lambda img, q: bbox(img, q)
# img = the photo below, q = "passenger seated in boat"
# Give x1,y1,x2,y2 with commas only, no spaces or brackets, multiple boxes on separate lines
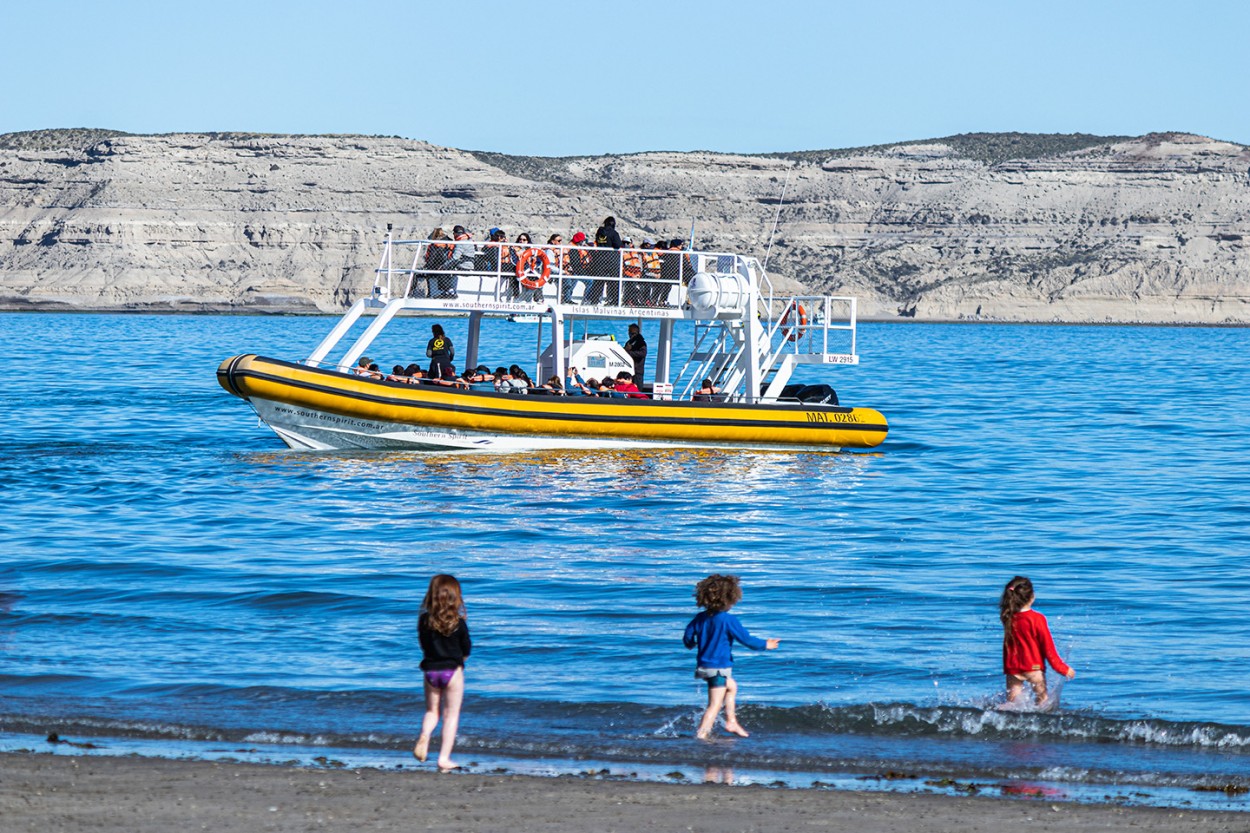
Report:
508,365,534,390
613,372,646,399
540,375,566,395
494,366,529,394
404,363,424,383
387,364,409,383
693,379,719,401
462,365,494,384
353,356,381,378
564,367,592,395
430,365,468,389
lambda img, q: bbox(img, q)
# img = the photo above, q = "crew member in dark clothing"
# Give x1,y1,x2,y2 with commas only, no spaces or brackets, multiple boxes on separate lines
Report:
625,322,647,386
426,323,455,380
587,216,623,305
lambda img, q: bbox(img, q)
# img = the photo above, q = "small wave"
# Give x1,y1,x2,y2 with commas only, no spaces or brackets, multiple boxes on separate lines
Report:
737,702,1250,751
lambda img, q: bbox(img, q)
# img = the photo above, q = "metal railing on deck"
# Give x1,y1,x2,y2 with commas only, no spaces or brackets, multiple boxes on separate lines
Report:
370,237,759,313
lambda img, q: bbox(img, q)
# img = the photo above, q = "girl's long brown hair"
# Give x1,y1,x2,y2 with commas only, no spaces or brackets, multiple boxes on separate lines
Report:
1000,576,1034,640
695,574,743,613
421,574,465,637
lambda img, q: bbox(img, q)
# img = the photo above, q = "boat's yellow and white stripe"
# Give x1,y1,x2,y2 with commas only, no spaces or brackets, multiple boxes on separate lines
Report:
218,354,888,450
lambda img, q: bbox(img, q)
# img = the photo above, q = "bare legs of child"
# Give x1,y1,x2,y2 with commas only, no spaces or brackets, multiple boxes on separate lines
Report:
1004,671,1048,709
413,668,464,771
696,677,749,739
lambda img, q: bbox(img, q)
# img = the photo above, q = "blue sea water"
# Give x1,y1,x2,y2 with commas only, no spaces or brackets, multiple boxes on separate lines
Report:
1,312,1248,808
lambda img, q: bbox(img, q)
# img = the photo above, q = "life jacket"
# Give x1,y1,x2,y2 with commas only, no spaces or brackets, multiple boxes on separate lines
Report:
623,250,642,278
425,242,453,268
642,251,661,279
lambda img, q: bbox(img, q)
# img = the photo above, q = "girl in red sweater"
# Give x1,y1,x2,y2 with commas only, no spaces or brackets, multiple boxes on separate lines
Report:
1000,576,1075,709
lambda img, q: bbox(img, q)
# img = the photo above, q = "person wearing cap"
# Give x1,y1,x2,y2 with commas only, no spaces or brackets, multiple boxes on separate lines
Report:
650,238,670,306
445,226,477,298
657,239,680,304
671,238,696,286
621,237,644,306
625,323,647,386
562,231,592,304
353,356,377,377
640,239,663,306
588,216,623,305
480,227,510,297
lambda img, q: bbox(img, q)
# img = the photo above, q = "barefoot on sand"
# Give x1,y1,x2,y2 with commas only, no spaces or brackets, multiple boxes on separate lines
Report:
438,761,461,773
413,734,430,762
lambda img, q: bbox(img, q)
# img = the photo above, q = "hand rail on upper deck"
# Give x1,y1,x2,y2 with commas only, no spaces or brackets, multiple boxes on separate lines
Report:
370,237,767,315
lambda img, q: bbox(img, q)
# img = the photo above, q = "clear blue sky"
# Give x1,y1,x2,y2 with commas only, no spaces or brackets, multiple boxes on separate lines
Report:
5,0,1246,156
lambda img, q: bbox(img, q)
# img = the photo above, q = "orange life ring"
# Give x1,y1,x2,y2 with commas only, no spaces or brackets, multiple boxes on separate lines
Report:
780,303,807,341
515,248,551,289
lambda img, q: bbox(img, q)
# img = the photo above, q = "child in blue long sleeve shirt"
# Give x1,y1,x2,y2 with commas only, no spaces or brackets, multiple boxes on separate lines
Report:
683,574,779,739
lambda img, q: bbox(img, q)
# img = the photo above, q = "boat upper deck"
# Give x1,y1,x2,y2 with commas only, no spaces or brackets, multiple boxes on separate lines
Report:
306,231,864,405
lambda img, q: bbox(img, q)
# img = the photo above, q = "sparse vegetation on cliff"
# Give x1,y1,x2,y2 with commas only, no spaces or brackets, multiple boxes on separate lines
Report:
465,132,1140,180
0,128,133,151
759,132,1134,166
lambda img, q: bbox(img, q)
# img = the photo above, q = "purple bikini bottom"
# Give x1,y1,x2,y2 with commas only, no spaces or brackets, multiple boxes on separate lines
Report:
424,668,458,689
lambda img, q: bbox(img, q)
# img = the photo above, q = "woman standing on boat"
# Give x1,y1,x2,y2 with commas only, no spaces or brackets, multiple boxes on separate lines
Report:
426,324,455,380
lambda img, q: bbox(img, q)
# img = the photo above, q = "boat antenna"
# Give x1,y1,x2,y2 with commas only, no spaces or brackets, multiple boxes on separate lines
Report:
688,219,696,249
763,169,790,271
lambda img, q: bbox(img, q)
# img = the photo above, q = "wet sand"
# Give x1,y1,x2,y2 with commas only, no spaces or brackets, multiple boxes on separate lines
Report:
1,753,1245,833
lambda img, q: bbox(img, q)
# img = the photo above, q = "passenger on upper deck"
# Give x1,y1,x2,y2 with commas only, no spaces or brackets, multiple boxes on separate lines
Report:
426,324,456,380
621,237,644,306
514,233,545,302
587,216,623,305
671,238,696,285
642,239,664,306
445,225,477,298
561,232,592,304
479,228,509,297
422,228,454,298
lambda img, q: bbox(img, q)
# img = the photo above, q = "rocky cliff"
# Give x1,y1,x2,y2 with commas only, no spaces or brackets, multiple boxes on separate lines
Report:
1,129,1247,322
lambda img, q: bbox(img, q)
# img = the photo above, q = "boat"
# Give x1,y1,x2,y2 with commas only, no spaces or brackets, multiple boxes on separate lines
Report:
217,227,888,452
505,312,542,323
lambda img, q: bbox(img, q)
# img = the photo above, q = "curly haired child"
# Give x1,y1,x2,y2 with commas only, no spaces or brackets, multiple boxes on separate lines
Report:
683,574,779,739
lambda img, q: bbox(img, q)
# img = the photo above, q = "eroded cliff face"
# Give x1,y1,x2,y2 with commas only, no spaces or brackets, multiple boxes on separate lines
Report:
1,130,1247,321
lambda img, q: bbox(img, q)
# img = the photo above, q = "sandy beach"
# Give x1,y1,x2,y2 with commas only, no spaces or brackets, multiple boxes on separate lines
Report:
1,753,1244,833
